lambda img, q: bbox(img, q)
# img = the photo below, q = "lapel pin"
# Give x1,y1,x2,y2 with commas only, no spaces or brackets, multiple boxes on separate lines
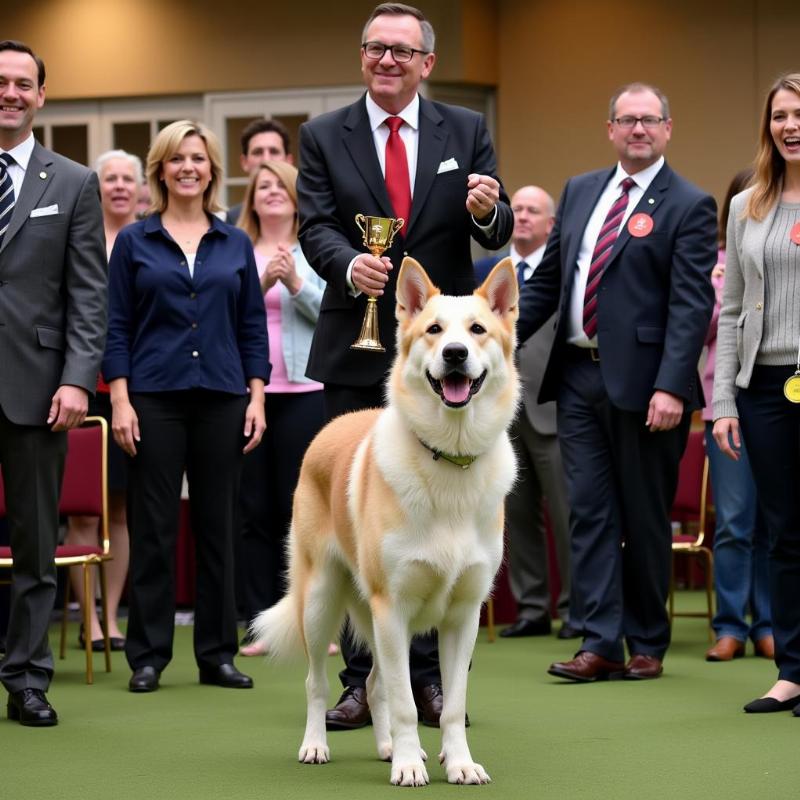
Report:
39,171,47,179
648,197,654,205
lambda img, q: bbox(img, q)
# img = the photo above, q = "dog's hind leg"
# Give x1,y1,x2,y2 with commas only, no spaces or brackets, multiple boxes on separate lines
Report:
370,598,429,787
298,562,347,765
438,594,490,785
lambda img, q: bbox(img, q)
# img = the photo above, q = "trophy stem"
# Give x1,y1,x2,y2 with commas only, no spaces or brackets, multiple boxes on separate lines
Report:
351,296,386,352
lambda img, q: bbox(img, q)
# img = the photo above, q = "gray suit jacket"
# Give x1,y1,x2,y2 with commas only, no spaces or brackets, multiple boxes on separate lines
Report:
713,187,775,420
474,253,557,434
0,142,107,426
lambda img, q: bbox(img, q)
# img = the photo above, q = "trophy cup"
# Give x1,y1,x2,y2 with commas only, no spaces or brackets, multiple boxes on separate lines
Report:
351,214,405,352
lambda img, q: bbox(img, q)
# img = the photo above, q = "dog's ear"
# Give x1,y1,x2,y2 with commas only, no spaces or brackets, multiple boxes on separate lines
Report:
396,257,439,321
476,257,519,319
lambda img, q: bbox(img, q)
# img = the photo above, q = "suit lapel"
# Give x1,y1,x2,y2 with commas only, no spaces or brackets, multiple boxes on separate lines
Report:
605,162,671,271
342,97,394,219
407,98,446,237
564,168,613,284
0,143,53,255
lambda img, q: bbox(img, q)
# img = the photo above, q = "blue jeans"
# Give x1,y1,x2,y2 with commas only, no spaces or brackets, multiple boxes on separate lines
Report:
704,423,771,643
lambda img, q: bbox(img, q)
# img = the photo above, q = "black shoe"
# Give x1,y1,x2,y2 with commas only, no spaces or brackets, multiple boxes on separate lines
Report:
199,663,253,688
500,618,551,638
7,689,58,727
129,666,160,693
556,622,581,639
743,694,800,713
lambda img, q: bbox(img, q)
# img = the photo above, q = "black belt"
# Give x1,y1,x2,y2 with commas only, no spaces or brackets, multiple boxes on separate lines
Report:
565,345,600,362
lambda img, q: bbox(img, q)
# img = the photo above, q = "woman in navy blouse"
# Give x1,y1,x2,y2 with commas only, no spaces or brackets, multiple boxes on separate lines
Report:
103,121,270,693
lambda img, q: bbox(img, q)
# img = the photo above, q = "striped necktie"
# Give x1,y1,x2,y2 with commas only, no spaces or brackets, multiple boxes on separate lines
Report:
582,176,636,339
0,152,16,246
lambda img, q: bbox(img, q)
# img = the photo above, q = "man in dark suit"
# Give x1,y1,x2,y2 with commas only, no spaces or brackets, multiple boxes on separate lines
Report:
0,41,106,725
517,82,716,682
475,186,576,640
225,118,293,225
297,3,512,728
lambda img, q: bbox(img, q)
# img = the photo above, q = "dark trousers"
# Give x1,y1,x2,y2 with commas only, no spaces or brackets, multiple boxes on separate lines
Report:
556,356,689,663
737,365,800,683
324,383,441,690
125,391,246,672
237,390,324,624
0,407,66,693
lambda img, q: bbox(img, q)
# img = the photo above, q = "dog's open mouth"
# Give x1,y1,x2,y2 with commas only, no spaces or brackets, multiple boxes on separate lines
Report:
426,370,487,407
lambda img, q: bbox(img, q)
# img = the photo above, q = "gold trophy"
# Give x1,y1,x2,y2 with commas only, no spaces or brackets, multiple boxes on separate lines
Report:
351,214,405,352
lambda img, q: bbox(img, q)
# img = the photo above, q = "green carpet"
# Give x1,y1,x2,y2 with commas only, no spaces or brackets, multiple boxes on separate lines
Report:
3,595,794,799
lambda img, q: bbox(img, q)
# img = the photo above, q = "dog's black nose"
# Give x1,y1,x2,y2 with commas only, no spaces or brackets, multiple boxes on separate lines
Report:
442,343,468,365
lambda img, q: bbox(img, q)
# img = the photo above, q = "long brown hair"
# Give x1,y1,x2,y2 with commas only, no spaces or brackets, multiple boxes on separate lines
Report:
237,160,299,243
746,73,800,220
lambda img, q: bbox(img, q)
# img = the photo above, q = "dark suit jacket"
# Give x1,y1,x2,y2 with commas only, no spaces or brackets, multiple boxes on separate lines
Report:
517,162,716,412
297,93,513,386
475,253,557,435
0,142,107,425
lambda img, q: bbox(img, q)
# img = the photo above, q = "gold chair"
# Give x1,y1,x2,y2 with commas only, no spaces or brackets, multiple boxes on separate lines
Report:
0,416,112,683
668,428,714,641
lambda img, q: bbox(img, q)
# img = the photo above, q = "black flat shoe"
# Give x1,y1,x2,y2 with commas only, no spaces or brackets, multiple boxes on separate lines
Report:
743,694,800,713
129,666,160,693
793,704,800,717
7,689,58,727
199,663,253,689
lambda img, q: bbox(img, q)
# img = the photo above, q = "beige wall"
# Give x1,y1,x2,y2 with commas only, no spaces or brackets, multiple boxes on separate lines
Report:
497,0,800,204
5,0,800,206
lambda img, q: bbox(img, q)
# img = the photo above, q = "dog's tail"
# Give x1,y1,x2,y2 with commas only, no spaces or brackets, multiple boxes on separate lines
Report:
248,593,305,662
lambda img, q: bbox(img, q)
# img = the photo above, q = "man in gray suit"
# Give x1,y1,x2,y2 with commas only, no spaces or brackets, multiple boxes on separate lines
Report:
0,40,106,726
474,186,576,638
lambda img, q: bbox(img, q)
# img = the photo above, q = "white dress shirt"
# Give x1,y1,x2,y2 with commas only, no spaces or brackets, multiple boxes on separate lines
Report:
0,132,36,197
567,157,664,346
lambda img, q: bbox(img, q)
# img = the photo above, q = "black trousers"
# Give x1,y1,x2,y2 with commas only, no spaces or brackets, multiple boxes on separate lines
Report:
0,407,66,693
237,390,324,624
323,383,440,690
737,365,800,683
125,390,246,672
556,356,689,663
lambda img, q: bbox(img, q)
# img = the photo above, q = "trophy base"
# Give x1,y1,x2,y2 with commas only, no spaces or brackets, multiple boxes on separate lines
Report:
350,339,386,353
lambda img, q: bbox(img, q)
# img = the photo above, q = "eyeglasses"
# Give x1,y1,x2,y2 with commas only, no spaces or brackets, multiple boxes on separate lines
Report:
362,41,429,63
612,115,666,130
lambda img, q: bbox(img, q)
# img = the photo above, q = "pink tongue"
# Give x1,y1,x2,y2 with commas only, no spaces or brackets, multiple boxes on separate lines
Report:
442,374,470,403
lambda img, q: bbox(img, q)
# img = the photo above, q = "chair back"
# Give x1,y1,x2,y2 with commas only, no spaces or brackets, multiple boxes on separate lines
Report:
671,429,710,547
0,416,109,560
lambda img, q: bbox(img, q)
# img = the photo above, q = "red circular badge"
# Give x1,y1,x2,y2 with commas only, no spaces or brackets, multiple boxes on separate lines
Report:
790,222,800,246
628,213,654,237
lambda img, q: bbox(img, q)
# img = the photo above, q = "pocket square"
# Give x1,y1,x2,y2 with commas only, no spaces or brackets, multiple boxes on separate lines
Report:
30,204,59,218
437,158,459,174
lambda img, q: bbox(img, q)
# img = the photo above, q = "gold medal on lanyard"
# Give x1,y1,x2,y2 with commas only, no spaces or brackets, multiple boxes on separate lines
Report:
786,336,800,401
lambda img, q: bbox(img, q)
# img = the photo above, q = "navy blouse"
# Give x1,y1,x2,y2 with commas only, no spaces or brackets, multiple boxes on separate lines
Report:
103,213,270,393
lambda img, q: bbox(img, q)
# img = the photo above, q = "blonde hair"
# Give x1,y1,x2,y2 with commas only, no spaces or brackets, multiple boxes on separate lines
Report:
238,160,299,243
746,73,800,221
145,120,224,214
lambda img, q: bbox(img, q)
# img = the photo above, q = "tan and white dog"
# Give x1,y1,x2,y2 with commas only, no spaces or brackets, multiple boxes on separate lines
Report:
251,257,519,786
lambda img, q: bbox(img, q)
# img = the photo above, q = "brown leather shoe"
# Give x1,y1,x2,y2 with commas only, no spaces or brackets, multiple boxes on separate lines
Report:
325,686,371,730
705,636,745,662
412,683,470,728
547,651,625,682
624,654,663,680
754,635,775,660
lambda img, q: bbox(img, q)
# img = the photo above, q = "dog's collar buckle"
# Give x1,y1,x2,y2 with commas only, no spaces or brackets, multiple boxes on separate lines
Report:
418,439,477,469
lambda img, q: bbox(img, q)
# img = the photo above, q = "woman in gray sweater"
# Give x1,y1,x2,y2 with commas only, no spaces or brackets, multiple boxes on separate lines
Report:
713,73,800,715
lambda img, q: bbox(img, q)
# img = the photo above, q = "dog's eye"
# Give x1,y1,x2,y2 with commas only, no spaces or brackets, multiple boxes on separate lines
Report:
426,323,442,335
470,323,486,335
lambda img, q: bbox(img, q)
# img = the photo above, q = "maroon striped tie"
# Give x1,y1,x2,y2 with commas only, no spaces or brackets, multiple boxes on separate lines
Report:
582,177,636,338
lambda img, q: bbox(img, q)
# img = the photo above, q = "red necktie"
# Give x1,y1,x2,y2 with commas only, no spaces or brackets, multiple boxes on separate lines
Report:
582,177,636,338
384,117,411,225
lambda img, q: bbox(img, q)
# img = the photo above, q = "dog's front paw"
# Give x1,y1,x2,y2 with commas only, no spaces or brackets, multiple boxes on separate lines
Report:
390,759,429,787
298,741,330,764
440,753,490,785
378,744,428,763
